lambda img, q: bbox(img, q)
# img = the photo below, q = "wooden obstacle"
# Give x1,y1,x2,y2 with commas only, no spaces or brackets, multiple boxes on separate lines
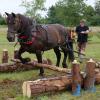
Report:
22,76,72,97
0,59,52,72
71,60,81,95
22,59,100,98
83,59,96,90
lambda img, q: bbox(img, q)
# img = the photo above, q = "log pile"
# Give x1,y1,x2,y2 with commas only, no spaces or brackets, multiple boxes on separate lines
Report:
22,59,100,98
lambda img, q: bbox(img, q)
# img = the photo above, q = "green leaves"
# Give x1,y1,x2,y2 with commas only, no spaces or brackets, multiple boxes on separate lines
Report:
47,0,99,26
21,0,46,17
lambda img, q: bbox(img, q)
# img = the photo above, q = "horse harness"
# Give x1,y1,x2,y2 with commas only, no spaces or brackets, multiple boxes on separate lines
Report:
17,24,53,47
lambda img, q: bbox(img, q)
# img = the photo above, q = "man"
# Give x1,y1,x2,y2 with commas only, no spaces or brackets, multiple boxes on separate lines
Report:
76,19,89,62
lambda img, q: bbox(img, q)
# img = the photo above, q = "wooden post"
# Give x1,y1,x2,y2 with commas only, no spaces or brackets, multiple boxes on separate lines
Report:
14,48,19,59
83,59,96,92
71,60,81,96
2,49,9,63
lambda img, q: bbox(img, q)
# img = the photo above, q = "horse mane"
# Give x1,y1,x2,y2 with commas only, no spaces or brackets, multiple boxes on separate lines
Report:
17,14,33,26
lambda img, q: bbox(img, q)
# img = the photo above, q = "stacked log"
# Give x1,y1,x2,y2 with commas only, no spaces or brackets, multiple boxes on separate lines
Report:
22,59,100,98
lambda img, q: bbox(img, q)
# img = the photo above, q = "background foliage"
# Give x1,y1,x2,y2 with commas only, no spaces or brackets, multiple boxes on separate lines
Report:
0,0,100,26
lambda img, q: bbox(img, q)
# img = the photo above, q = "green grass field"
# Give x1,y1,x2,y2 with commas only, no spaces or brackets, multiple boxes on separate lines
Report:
0,26,100,100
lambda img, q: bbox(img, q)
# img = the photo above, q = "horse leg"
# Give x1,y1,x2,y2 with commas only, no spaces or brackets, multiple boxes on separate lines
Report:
18,47,30,64
62,48,68,68
36,51,44,76
54,47,61,67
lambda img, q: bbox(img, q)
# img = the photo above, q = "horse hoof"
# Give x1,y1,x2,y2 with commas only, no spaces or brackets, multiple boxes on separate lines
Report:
21,58,31,64
25,58,31,62
62,63,68,68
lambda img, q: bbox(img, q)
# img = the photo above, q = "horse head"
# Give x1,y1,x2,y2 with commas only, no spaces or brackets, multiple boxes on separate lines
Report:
5,12,33,42
5,12,22,42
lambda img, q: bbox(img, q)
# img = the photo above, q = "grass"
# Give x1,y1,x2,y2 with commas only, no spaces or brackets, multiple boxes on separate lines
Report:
0,26,100,100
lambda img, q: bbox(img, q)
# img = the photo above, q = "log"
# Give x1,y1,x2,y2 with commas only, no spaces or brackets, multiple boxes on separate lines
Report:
0,59,52,72
11,59,71,73
83,59,96,90
0,58,99,73
22,59,100,98
22,71,100,98
11,59,100,75
22,75,72,98
71,60,81,95
2,49,9,63
95,73,100,84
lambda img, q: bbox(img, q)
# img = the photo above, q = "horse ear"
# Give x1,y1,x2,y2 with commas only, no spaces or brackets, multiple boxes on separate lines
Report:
12,12,16,18
5,12,9,16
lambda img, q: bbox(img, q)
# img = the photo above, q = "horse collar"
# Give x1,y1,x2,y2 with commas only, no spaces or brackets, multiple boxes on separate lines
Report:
17,34,33,45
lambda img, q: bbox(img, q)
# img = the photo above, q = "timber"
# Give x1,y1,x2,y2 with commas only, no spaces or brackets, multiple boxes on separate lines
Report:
71,60,81,94
0,58,99,73
11,59,71,73
22,75,72,98
0,59,52,72
22,72,100,98
83,59,96,90
22,59,100,98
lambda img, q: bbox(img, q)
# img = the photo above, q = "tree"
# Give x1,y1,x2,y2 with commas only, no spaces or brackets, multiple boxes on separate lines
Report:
21,0,46,18
0,14,6,25
47,0,98,26
95,0,100,15
83,5,95,25
47,0,87,26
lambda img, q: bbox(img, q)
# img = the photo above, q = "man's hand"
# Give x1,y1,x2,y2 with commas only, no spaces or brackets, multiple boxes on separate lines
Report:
81,30,89,34
81,31,85,34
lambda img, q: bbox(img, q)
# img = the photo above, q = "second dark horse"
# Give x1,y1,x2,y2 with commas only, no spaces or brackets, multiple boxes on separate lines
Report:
5,12,72,76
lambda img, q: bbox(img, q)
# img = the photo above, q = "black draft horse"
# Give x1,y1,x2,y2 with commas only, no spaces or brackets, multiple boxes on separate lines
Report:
5,12,73,76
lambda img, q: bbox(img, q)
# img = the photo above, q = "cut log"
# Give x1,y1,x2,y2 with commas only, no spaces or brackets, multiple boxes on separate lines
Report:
95,73,100,84
0,62,36,72
83,59,96,90
22,75,72,98
22,59,100,98
0,59,52,72
0,58,99,73
71,60,81,94
2,49,9,63
11,59,71,73
22,71,100,98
